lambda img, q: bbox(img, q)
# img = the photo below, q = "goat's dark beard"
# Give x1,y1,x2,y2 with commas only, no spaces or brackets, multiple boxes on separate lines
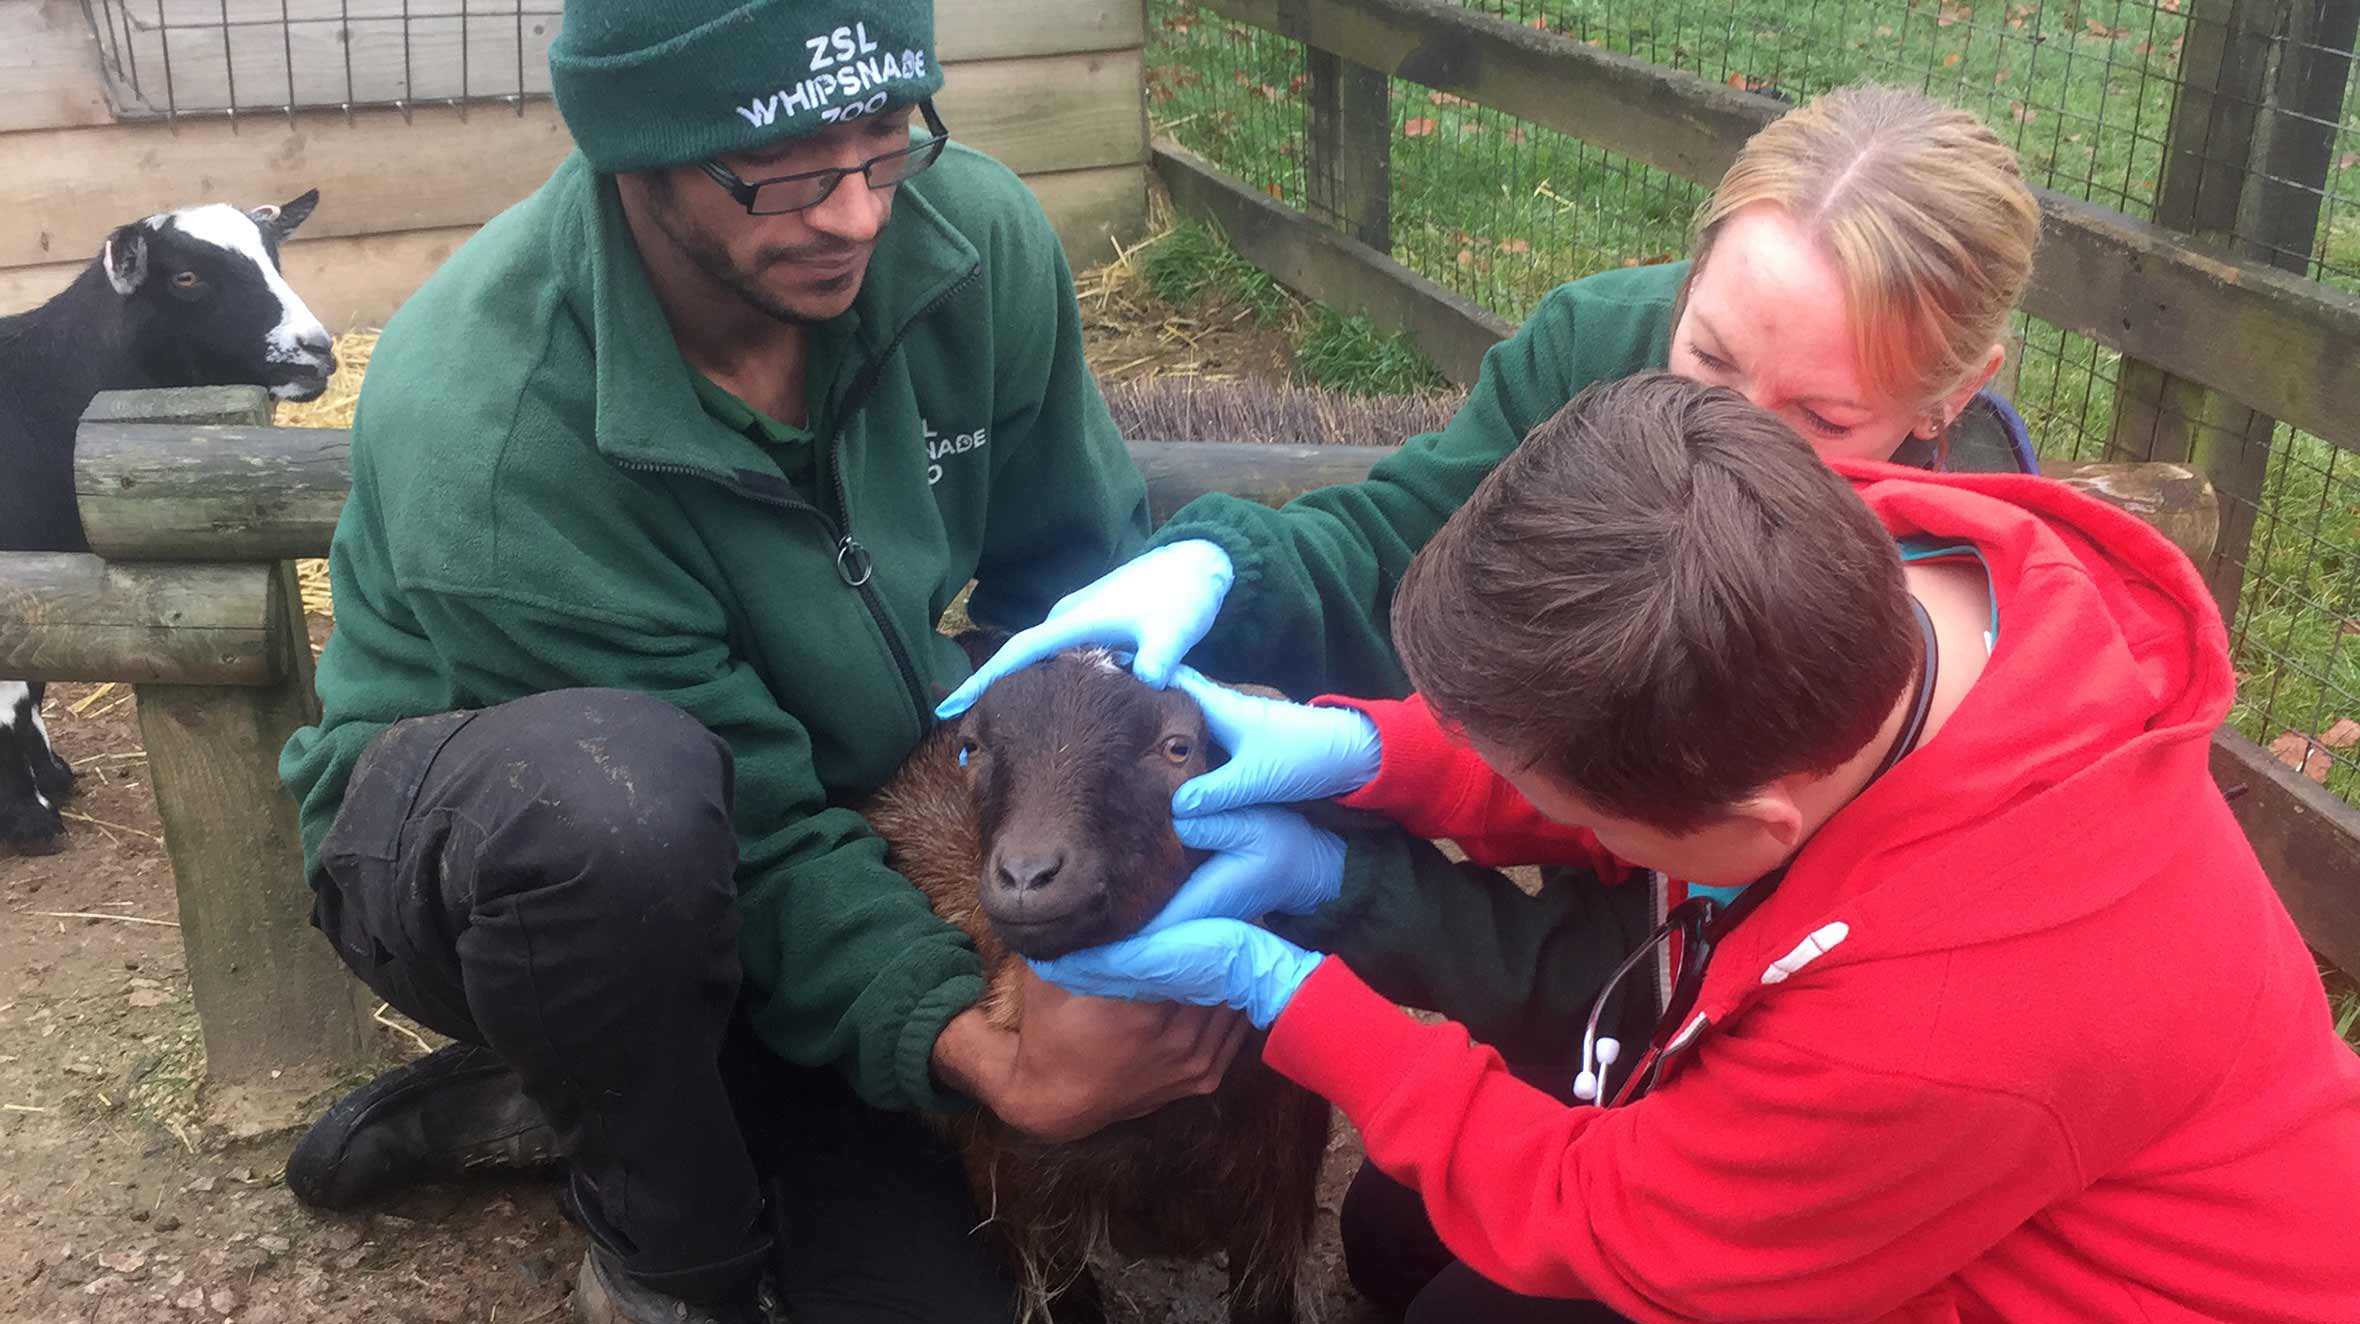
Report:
641,173,841,327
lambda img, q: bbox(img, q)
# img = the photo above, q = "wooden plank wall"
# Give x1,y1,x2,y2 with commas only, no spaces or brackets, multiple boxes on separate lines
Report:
0,0,1148,328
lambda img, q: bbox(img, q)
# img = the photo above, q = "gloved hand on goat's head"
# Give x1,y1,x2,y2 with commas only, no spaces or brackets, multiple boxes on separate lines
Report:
1165,666,1382,817
1143,806,1346,934
935,539,1235,719
1029,919,1325,1032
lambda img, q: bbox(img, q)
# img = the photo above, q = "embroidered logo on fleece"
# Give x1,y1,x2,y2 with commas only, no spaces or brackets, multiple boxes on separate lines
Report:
922,417,987,486
736,24,929,129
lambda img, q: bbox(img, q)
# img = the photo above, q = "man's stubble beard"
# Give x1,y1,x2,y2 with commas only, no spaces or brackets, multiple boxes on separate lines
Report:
645,175,860,327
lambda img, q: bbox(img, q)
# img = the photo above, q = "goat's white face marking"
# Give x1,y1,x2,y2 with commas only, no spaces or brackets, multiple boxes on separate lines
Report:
164,204,334,397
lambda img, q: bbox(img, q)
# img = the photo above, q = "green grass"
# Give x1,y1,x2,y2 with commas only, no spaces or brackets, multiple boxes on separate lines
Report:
1295,308,1450,395
1136,218,1450,394
1146,0,2360,800
1139,217,1291,322
2329,968,2360,1053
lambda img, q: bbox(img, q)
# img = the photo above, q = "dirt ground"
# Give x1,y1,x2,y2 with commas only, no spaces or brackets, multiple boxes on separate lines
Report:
0,261,1388,1323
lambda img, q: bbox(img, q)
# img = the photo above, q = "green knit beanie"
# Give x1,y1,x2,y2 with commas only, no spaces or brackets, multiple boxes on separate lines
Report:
549,0,942,173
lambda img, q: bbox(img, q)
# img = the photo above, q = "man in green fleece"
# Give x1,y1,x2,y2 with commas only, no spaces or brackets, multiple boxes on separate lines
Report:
273,3,1243,1321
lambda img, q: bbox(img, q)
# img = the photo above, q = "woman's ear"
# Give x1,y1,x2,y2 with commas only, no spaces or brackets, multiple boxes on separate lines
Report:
1918,341,2009,439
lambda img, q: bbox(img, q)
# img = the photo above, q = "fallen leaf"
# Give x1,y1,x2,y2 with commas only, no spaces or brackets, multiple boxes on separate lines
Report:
1402,117,1439,138
1995,66,2012,84
1264,181,1283,200
2136,40,2152,55
2322,718,2360,750
1944,51,1962,67
1877,24,1895,36
2269,731,2334,783
1504,126,1529,145
1428,91,1472,107
2010,101,2035,124
1456,247,1476,268
2340,152,2360,171
1502,237,1533,254
2162,0,2179,11
1528,15,1550,29
126,989,168,1008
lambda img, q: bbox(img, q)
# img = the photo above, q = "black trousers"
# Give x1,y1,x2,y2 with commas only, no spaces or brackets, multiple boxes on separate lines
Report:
1340,866,1654,1324
310,688,1016,1319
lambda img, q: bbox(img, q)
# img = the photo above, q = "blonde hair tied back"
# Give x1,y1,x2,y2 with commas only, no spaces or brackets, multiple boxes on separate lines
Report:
1691,84,2043,416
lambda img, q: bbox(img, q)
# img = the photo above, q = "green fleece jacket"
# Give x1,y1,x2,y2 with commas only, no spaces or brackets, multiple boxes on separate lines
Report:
1150,261,1685,1057
280,143,1149,1112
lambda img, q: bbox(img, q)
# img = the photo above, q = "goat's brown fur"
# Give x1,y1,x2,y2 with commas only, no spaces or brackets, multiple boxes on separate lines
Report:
859,643,1331,1324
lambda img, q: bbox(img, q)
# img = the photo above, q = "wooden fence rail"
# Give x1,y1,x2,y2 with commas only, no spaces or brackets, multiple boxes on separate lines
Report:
1188,0,2360,460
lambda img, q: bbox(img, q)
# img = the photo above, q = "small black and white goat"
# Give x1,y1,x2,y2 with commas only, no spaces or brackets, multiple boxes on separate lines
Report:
1,190,336,852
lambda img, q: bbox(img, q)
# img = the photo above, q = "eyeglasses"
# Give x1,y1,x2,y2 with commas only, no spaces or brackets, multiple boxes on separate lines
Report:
700,99,950,216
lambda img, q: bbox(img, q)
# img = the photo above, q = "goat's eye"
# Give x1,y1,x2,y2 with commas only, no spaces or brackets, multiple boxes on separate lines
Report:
1159,735,1194,764
956,738,978,768
172,271,202,290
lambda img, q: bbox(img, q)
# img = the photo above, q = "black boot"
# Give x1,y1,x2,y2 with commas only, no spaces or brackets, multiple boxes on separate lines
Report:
286,1043,561,1211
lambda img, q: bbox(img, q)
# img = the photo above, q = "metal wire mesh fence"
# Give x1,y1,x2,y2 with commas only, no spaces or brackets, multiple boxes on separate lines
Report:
1146,0,2360,800
77,0,558,120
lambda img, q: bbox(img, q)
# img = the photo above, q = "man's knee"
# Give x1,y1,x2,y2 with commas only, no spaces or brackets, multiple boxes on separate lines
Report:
436,688,739,944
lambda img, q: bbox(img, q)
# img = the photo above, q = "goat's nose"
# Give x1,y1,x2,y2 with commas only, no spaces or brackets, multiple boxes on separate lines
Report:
994,851,1066,896
297,328,335,358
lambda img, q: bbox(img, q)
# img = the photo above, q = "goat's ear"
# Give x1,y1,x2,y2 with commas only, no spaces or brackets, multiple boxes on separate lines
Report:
103,224,149,296
257,189,320,239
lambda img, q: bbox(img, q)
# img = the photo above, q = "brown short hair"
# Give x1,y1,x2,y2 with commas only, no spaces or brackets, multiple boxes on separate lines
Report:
1393,372,1917,832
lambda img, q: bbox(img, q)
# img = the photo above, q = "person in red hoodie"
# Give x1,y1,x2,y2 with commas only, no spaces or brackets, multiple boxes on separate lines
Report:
1034,372,2360,1323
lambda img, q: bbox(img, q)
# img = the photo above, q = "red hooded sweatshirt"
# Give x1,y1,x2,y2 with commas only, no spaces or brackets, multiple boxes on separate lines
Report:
1272,461,2360,1323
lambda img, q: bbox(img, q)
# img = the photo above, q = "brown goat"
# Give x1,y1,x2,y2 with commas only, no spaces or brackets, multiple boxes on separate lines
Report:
859,644,1332,1324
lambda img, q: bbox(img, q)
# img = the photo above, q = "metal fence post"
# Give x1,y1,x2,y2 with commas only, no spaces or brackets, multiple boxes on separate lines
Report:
1303,47,1392,252
2108,0,2360,619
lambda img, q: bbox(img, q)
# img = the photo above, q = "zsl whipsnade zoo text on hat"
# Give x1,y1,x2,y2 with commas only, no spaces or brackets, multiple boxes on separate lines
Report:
548,0,946,173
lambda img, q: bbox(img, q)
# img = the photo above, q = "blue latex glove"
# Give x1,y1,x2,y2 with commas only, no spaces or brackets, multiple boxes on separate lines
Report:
935,540,1234,718
1167,666,1383,817
1144,808,1346,934
1030,920,1324,1030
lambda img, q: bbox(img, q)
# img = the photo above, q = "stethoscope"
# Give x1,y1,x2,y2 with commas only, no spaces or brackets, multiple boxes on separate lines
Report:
1573,594,1942,1107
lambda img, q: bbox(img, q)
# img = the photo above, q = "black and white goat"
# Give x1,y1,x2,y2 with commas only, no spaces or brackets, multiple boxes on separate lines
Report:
1,191,336,852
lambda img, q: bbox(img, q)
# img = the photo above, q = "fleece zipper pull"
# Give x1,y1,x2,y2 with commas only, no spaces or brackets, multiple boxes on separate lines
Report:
835,536,875,587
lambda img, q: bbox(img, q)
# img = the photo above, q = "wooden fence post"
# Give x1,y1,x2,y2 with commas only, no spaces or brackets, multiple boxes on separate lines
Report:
88,388,375,1088
1303,47,1392,252
2109,0,2360,618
